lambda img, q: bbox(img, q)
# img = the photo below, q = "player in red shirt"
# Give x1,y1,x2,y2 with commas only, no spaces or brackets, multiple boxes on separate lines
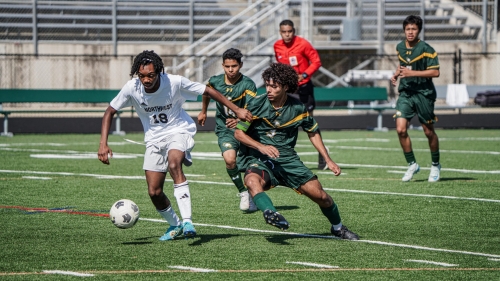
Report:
274,19,325,169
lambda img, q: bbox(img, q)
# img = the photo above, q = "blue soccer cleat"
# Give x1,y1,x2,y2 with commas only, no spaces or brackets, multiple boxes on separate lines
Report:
182,221,197,239
159,224,183,241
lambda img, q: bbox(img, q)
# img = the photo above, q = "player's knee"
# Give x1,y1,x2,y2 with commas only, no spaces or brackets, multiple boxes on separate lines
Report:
225,160,237,169
147,187,163,198
396,127,408,137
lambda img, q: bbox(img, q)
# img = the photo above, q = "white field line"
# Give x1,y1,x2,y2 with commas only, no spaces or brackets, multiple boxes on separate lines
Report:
332,145,500,155
404,260,458,267
43,270,94,277
1,169,497,202
22,176,52,180
286,261,339,269
0,170,205,179
488,258,500,261
303,161,500,174
323,188,500,203
30,154,139,159
168,266,217,272
140,218,500,259
387,170,406,174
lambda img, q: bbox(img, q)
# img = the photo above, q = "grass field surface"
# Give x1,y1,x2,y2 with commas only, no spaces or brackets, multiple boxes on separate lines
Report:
1,129,499,280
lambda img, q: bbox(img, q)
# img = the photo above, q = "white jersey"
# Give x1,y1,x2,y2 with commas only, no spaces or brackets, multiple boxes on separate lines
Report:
110,73,206,145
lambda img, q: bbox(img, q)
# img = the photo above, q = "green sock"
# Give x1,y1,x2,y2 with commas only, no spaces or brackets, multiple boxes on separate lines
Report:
320,203,342,225
431,150,440,165
253,192,276,212
226,167,246,193
404,151,416,165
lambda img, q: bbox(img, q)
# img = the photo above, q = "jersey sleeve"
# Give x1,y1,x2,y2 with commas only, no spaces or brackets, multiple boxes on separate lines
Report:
302,40,321,75
300,107,319,133
180,76,206,101
109,83,132,110
425,44,440,70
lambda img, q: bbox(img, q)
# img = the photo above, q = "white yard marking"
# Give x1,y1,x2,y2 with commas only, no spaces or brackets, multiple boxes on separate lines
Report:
323,188,500,203
286,261,339,268
404,260,458,267
168,266,217,272
22,176,52,180
303,161,500,175
43,270,94,277
387,170,406,174
140,218,500,259
333,145,500,155
488,258,500,261
0,170,204,179
31,154,139,159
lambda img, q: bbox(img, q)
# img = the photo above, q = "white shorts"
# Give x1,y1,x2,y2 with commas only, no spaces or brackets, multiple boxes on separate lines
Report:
143,133,195,172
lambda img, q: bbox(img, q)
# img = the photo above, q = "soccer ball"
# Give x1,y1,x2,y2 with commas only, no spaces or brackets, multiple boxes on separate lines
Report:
109,199,140,229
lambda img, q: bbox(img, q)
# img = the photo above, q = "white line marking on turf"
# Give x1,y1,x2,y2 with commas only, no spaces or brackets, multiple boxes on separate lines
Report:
323,188,500,203
387,170,406,174
0,170,205,179
488,258,500,261
404,260,458,267
333,145,500,155
30,154,139,159
303,162,500,174
22,176,52,180
286,261,339,268
140,218,500,259
168,266,217,272
43,270,94,277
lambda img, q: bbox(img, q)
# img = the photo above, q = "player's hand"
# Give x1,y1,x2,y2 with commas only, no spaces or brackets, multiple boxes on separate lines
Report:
235,108,252,122
226,118,238,129
327,161,341,176
98,145,113,165
398,66,412,78
197,111,207,126
391,74,398,86
258,144,280,159
297,73,304,83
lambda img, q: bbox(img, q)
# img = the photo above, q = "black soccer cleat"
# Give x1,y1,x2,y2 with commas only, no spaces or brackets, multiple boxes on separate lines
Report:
263,209,289,231
331,225,359,240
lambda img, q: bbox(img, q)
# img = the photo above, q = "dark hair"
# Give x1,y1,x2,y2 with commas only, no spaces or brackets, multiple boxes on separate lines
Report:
279,19,294,28
262,63,298,94
130,50,164,77
222,48,243,64
403,15,422,32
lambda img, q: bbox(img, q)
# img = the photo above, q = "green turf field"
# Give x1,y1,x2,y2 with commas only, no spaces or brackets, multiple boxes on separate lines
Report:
1,130,499,280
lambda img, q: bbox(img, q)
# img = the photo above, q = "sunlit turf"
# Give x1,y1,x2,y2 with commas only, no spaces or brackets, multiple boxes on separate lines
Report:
0,129,499,280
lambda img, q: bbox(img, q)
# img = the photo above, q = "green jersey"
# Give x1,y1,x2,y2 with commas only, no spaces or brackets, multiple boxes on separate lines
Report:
239,94,319,159
396,40,439,98
207,74,257,133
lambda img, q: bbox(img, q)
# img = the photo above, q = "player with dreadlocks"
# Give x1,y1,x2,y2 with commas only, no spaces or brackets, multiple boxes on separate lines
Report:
99,50,252,241
234,63,359,239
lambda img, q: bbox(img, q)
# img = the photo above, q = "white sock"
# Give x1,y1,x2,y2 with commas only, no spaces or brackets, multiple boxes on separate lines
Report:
173,181,192,223
332,222,343,231
157,205,180,226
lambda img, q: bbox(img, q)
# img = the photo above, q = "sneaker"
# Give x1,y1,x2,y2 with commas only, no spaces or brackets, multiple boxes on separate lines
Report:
183,151,192,167
238,191,258,212
182,221,196,238
428,164,441,182
331,225,359,240
263,209,289,231
159,224,183,241
402,162,420,182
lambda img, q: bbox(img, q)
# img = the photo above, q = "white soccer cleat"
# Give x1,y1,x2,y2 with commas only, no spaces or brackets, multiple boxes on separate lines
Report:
428,164,441,182
402,163,420,182
238,191,257,212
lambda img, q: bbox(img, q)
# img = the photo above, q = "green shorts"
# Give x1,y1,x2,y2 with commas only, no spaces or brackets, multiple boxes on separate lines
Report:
238,154,316,189
395,91,437,124
216,129,239,154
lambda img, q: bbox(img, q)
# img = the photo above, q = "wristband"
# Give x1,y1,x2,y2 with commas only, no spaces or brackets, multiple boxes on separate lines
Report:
302,73,308,78
236,121,251,132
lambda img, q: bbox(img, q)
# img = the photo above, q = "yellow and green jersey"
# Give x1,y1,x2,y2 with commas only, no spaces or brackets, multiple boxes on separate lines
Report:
396,40,439,98
207,74,257,133
238,94,319,159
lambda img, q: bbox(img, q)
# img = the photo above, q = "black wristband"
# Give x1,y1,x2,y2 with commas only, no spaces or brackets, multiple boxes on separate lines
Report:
302,73,308,78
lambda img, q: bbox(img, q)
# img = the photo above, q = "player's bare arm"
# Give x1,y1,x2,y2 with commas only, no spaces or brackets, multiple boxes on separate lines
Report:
197,94,210,126
307,131,341,176
234,129,280,159
98,106,117,164
398,66,440,78
204,87,252,122
391,68,401,86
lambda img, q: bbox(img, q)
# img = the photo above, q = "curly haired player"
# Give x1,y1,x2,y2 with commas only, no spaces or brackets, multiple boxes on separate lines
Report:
98,50,252,241
234,63,359,239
